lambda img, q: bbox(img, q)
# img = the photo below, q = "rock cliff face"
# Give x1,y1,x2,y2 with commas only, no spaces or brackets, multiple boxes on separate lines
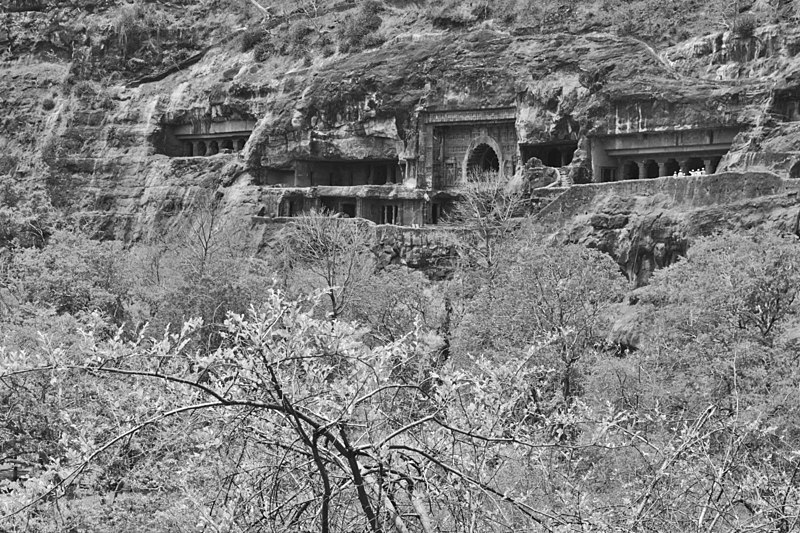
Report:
2,1,800,277
535,172,800,284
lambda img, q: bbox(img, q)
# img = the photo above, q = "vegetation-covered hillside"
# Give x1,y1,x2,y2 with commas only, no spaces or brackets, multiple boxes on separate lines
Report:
3,0,800,531
2,212,800,531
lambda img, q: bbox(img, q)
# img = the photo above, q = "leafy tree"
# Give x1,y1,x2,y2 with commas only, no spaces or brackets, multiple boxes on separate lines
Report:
0,290,604,532
588,230,800,531
3,230,800,533
130,198,275,349
4,229,132,323
347,265,446,345
455,236,627,409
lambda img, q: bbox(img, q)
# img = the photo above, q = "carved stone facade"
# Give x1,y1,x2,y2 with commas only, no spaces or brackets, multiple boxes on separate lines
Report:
419,107,518,189
248,105,747,227
158,119,256,157
589,127,742,182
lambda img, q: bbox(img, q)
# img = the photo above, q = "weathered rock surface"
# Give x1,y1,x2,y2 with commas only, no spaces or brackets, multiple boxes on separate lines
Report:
2,2,800,267
535,172,800,284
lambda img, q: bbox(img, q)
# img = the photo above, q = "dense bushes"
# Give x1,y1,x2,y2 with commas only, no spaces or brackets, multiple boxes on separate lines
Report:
337,0,384,52
243,19,325,61
3,218,800,531
112,0,169,58
240,27,266,51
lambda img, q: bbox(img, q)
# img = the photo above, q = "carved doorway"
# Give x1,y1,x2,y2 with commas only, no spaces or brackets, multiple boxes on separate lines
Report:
466,143,500,176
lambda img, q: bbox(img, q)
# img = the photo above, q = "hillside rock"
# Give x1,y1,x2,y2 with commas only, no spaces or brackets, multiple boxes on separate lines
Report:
534,172,800,284
1,2,800,259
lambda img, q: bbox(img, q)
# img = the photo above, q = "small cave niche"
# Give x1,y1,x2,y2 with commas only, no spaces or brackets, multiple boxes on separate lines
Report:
154,118,256,158
790,160,800,180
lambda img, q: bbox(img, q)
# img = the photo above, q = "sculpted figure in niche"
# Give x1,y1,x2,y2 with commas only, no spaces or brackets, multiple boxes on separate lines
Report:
524,157,562,190
506,157,562,197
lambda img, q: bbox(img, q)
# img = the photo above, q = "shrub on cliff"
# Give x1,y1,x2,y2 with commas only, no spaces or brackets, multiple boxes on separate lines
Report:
252,39,277,61
112,0,168,58
427,1,476,28
240,26,266,52
337,0,383,53
733,13,758,38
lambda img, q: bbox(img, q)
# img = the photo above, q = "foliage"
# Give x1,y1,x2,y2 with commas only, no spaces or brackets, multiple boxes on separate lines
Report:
733,12,759,38
5,229,132,323
455,237,627,407
252,38,277,61
129,198,276,349
3,217,800,532
337,0,384,53
639,231,800,345
112,0,169,58
289,19,316,50
0,184,53,249
348,265,446,345
240,26,266,52
585,230,800,530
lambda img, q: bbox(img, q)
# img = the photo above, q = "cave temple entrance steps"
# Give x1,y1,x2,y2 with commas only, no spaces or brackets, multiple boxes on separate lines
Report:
529,186,570,216
531,171,795,228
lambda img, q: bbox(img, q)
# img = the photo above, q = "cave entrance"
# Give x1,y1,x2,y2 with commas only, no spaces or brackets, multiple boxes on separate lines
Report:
467,143,500,177
665,159,680,176
546,148,562,167
622,160,639,181
644,159,659,178
685,157,705,174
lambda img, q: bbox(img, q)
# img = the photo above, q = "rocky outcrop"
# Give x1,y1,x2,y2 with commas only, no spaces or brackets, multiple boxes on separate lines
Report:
2,2,800,250
535,172,800,284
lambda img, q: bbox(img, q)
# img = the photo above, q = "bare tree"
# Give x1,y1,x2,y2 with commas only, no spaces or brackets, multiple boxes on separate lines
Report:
446,170,529,271
277,209,375,319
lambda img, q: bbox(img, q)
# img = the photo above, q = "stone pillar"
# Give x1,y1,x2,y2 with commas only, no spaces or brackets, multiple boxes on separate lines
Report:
356,198,365,219
420,123,435,189
657,161,667,177
235,138,246,151
680,160,689,175
386,164,393,184
561,149,570,166
638,161,648,180
703,158,714,175
191,141,202,157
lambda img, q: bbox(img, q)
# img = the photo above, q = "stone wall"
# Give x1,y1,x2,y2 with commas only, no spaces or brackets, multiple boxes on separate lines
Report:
251,216,459,278
373,224,459,277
